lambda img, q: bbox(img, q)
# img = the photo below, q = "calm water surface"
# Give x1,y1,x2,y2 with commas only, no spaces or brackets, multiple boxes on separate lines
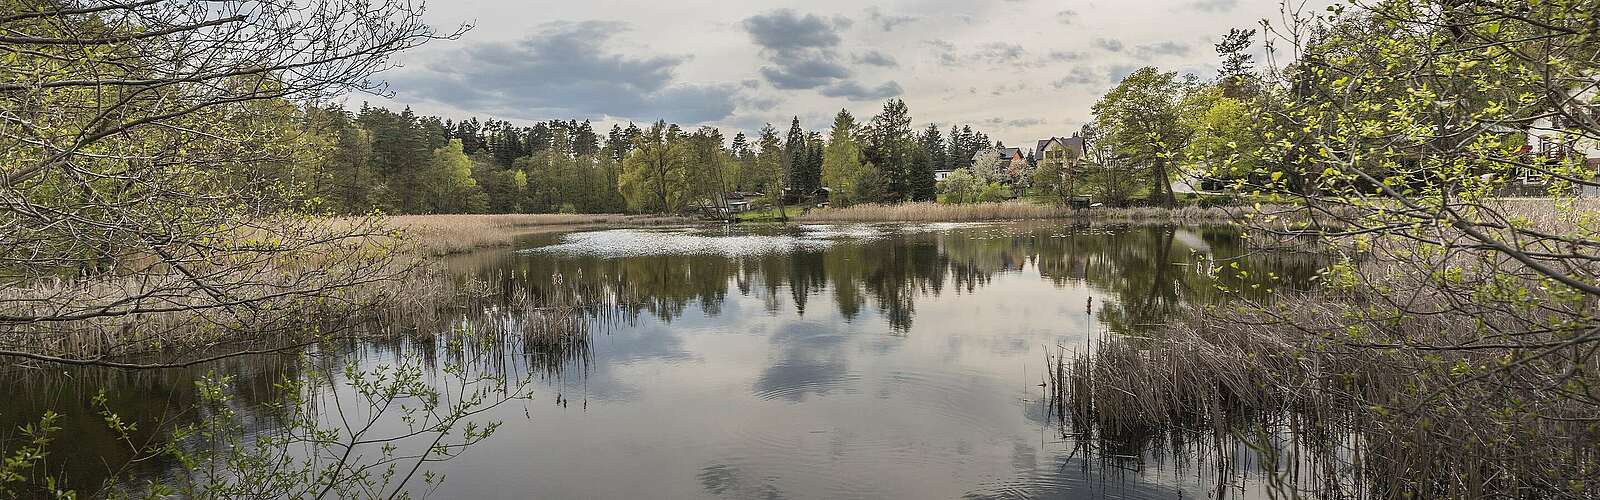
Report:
4,221,1320,499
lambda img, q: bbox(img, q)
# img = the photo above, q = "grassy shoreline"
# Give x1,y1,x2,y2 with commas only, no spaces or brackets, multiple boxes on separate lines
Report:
384,213,695,256
795,201,1255,223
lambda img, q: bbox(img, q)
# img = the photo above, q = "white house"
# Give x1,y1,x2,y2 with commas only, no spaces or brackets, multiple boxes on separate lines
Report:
1523,92,1600,191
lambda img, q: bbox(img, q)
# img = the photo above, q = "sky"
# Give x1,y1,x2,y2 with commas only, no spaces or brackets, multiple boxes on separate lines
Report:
371,0,1287,147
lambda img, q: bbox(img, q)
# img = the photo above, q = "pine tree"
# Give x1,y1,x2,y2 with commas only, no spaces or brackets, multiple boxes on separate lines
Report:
864,99,916,202
785,117,817,196
920,124,947,172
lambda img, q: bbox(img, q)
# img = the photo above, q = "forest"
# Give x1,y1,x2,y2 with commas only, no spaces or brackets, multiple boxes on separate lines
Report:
285,101,1001,215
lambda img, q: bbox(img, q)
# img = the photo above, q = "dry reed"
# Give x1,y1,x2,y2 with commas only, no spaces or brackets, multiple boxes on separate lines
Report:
0,212,684,364
1051,260,1600,497
796,201,1263,223
380,213,693,256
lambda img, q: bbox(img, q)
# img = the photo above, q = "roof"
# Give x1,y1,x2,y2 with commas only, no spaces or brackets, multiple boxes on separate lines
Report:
1035,136,1087,159
975,147,1025,161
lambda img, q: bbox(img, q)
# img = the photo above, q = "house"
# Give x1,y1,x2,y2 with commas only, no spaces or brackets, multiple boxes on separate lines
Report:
934,169,954,182
724,191,763,213
1035,135,1087,174
1523,99,1600,190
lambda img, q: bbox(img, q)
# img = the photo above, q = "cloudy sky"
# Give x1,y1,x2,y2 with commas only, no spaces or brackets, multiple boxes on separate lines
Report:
373,0,1283,146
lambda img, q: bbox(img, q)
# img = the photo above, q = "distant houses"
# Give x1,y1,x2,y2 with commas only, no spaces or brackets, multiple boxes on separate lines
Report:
942,135,1087,190
968,146,1031,184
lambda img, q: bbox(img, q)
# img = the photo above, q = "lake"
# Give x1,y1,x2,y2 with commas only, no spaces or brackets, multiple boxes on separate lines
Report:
2,221,1324,499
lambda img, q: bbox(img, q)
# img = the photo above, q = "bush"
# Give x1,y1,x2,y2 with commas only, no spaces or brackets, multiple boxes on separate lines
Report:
976,183,1012,203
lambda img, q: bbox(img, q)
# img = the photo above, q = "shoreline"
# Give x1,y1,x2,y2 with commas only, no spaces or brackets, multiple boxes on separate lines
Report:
386,213,698,256
792,201,1257,224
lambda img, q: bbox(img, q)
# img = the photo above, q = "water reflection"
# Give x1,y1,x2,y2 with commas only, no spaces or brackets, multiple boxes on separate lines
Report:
463,222,1315,337
3,221,1323,499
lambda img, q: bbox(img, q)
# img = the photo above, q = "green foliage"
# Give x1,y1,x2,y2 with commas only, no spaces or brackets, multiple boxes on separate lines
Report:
822,110,870,206
427,139,487,213
1092,67,1198,206
0,412,68,499
937,169,1011,204
620,121,691,213
1180,85,1264,185
1,355,529,499
863,99,926,202
937,168,981,204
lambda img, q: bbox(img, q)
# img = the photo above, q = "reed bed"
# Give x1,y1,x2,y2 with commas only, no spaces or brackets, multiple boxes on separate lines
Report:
796,201,1259,223
0,212,687,363
1049,264,1600,497
381,213,693,256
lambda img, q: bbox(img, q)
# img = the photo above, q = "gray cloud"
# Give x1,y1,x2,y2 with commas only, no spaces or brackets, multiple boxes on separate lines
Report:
990,82,1028,97
742,10,847,52
986,117,1047,128
819,80,904,101
1135,41,1191,57
854,50,899,68
1186,0,1239,12
976,42,1027,63
928,39,962,66
744,9,862,91
1051,67,1101,88
930,40,1030,66
758,55,852,89
864,6,918,31
1056,9,1077,24
1043,50,1085,63
388,21,736,123
1092,38,1124,52
738,94,785,111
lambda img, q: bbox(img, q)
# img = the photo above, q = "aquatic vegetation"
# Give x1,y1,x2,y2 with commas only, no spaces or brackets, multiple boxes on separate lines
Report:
1048,261,1600,498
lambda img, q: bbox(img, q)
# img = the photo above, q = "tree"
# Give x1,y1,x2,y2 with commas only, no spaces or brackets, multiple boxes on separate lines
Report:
805,132,825,201
822,110,869,206
685,126,736,217
970,148,1008,184
786,117,821,195
937,168,982,204
305,105,376,213
755,124,787,219
1091,67,1195,206
1179,85,1262,189
1145,1,1600,494
426,139,487,213
619,121,689,213
1214,27,1257,97
0,0,456,361
920,124,948,173
864,99,918,202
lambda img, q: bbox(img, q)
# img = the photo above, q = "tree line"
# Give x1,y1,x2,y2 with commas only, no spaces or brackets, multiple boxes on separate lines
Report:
281,101,1000,215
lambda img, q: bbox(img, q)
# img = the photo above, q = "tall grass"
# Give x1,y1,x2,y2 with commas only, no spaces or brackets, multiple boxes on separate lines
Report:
0,211,687,363
382,213,692,256
1048,262,1600,497
797,201,1254,223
